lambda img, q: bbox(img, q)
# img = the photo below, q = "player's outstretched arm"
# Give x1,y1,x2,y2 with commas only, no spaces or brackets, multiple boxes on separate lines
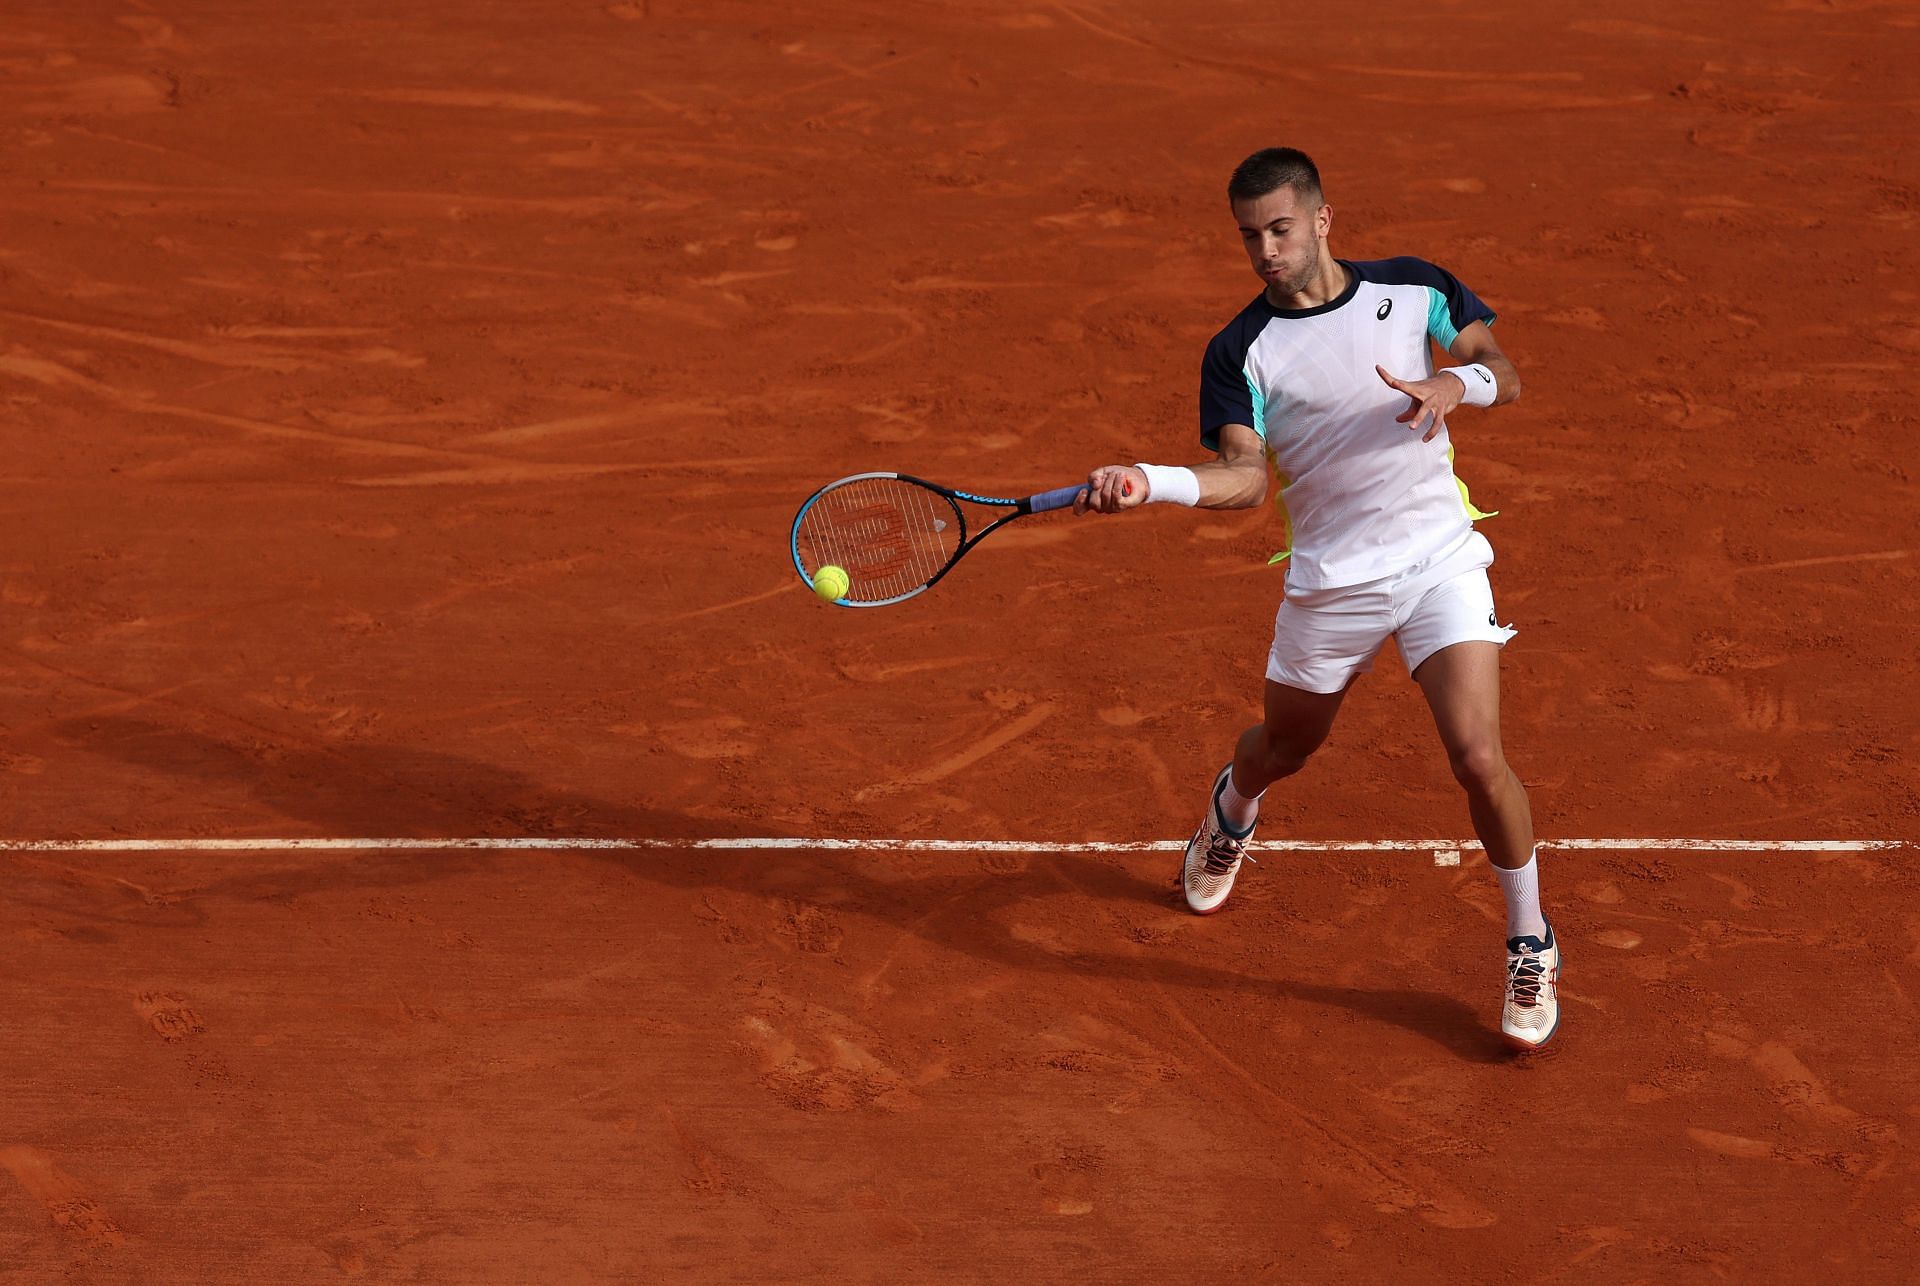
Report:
1074,423,1267,514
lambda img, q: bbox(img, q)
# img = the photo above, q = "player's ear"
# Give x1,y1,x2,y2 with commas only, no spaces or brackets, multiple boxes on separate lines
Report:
1316,202,1333,238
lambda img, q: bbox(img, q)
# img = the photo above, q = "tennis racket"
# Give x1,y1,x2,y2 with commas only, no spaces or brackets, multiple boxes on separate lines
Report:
790,472,1099,607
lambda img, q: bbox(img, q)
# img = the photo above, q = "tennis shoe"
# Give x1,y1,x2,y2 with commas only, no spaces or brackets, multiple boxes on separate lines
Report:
1501,923,1560,1051
1181,765,1257,915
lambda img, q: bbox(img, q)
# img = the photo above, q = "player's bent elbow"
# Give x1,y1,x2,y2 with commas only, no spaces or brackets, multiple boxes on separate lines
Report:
1215,458,1265,509
1240,467,1269,508
1208,476,1264,509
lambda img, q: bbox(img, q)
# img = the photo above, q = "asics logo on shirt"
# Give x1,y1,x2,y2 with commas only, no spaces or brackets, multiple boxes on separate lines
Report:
1376,300,1392,320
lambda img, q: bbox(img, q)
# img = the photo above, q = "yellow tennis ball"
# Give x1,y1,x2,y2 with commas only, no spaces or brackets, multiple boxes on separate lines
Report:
813,564,850,602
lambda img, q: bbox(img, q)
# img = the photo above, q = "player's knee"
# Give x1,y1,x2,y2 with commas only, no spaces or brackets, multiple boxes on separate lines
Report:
1448,742,1507,797
1256,727,1323,779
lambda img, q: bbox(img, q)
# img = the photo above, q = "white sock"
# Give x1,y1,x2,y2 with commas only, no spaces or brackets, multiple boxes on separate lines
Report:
1213,768,1264,835
1493,850,1547,940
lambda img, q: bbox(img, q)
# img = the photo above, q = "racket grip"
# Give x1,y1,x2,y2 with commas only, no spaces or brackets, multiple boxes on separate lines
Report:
1027,484,1087,514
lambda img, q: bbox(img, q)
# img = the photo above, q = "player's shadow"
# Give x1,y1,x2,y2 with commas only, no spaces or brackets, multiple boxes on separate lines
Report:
50,714,748,908
985,855,1511,1065
66,715,1509,1062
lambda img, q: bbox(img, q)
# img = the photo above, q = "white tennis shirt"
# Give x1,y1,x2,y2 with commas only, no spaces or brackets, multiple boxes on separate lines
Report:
1200,257,1499,590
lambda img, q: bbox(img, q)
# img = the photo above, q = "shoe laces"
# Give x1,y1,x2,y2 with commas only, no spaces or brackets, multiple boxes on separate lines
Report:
1201,830,1256,876
1506,944,1549,1008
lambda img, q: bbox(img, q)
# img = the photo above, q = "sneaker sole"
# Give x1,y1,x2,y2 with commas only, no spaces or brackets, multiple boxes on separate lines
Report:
1501,1013,1559,1053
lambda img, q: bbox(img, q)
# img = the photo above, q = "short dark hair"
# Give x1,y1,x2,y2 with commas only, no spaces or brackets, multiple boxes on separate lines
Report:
1228,148,1323,206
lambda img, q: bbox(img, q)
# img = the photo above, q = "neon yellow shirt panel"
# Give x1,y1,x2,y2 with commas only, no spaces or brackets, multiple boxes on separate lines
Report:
1267,445,1497,566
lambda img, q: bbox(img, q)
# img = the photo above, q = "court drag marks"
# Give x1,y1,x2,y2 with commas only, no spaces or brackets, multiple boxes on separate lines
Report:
3,0,1918,1280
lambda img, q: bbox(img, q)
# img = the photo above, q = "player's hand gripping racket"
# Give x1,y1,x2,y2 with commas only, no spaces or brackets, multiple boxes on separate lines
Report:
791,472,1103,607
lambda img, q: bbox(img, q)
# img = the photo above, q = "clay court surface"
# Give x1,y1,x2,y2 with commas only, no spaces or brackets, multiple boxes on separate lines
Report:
4,0,1919,1280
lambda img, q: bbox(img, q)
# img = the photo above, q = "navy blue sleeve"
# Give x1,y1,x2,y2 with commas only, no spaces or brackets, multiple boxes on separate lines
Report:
1352,257,1495,349
1199,305,1264,452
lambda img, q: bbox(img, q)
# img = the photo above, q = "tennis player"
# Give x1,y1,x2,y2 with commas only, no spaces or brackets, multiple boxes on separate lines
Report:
1074,147,1558,1051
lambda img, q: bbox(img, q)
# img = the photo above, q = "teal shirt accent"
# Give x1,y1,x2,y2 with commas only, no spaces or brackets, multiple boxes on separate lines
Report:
1248,366,1289,564
1425,287,1459,349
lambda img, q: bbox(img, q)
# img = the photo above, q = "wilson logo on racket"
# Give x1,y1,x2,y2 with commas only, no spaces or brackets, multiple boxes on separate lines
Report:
827,502,915,576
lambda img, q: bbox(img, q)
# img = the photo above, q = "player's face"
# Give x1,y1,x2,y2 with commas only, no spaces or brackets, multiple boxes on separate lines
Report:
1232,186,1328,298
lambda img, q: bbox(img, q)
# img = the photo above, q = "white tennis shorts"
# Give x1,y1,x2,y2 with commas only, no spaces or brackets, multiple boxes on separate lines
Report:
1266,531,1517,694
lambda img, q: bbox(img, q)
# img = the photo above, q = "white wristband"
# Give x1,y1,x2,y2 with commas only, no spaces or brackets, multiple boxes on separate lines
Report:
1443,363,1498,407
1133,463,1200,507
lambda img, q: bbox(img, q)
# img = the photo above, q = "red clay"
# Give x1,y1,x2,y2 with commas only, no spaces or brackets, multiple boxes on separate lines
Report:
3,1,1918,1281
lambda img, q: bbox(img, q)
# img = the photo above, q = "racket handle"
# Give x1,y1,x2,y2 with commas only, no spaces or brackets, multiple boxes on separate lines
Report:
1026,484,1087,514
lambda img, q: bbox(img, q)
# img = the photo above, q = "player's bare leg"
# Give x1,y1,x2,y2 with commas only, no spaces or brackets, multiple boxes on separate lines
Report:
1183,679,1347,913
1233,678,1350,805
1415,640,1559,1049
1413,641,1532,870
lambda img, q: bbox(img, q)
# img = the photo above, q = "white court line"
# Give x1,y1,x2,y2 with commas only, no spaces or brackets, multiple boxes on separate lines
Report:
0,837,1909,854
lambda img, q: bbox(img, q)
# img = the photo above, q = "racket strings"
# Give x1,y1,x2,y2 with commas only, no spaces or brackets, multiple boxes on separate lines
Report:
798,478,959,603
906,484,951,589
